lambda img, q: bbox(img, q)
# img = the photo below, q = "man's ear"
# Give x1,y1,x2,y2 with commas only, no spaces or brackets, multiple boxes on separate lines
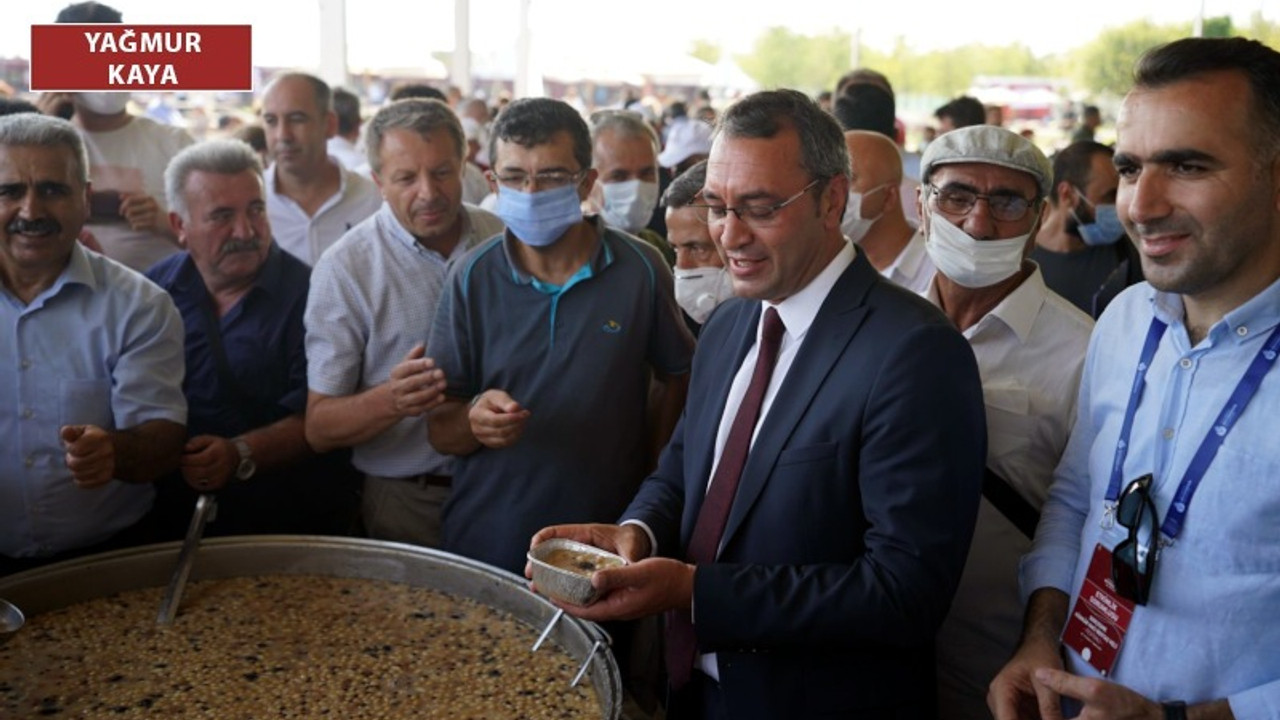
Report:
168,211,186,246
578,168,599,203
823,174,850,228
1054,180,1075,208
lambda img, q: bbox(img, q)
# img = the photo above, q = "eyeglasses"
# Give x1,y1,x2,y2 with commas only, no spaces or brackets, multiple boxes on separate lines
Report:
491,169,586,191
689,179,823,228
926,183,1036,223
1111,473,1159,605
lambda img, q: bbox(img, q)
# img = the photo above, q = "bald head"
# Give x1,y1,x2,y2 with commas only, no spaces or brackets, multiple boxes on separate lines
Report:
845,130,902,194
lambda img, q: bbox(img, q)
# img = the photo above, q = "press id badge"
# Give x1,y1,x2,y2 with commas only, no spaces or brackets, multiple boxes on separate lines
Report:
1060,544,1136,676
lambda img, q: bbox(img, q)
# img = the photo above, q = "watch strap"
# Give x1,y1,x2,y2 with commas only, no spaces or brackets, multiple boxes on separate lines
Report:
1162,701,1188,720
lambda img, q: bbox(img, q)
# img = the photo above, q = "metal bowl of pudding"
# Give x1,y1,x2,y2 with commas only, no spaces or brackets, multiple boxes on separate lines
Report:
0,536,621,718
528,538,628,606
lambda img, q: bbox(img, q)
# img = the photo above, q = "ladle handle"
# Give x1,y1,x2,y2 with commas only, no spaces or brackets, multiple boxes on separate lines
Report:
156,493,217,625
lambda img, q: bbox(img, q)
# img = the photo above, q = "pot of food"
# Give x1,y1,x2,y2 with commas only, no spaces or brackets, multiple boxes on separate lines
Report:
0,536,622,718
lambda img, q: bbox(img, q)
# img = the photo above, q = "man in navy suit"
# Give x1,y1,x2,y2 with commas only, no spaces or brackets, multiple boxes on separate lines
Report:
531,90,986,719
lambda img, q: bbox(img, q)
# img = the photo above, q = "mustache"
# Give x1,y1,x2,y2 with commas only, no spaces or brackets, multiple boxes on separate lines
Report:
221,238,262,254
7,217,62,235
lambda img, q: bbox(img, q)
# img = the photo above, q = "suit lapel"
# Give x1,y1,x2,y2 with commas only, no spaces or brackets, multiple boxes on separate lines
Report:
682,300,761,545
716,256,879,555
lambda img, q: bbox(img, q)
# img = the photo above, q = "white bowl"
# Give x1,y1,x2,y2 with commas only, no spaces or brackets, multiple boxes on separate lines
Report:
527,539,627,606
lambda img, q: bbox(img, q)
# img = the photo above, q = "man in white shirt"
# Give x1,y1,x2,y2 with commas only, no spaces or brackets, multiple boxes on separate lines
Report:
261,72,381,266
917,125,1095,720
326,87,365,172
305,98,504,548
39,1,195,273
843,130,932,293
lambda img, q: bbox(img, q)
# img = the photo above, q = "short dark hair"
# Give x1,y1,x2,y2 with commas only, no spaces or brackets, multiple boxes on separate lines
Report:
716,89,850,184
332,88,361,136
390,83,446,103
1050,141,1113,206
55,1,122,22
662,160,706,208
1082,105,1101,119
934,95,985,128
1134,36,1280,157
832,84,895,138
835,68,893,96
0,98,40,117
489,97,592,171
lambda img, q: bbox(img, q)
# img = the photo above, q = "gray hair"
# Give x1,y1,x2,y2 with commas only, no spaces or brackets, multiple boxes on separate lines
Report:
589,109,660,157
0,113,90,184
365,98,466,174
164,139,263,220
716,89,850,184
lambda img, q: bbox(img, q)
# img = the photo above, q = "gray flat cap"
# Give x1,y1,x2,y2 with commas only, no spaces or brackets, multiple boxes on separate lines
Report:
920,125,1052,197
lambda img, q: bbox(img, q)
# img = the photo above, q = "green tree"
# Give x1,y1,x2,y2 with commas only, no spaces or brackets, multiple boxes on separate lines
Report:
1202,15,1233,38
1072,19,1187,95
1242,12,1280,48
689,39,721,66
859,41,1047,97
735,26,852,94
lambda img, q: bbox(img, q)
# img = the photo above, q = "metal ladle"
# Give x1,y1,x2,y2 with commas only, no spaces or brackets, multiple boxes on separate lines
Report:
0,597,23,646
156,493,217,625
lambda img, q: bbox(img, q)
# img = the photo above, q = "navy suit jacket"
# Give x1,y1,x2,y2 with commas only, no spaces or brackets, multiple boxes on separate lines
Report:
624,250,987,718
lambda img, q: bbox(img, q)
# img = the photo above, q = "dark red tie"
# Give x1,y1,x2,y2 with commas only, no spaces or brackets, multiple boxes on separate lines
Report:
666,307,785,689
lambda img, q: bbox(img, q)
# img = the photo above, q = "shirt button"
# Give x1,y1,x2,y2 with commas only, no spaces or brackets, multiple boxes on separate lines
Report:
21,407,33,419
1163,428,1175,440
20,359,31,370
24,455,35,468
1179,358,1193,369
1237,326,1249,337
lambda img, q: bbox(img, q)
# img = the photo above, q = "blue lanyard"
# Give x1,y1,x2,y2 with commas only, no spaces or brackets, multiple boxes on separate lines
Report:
1106,318,1280,541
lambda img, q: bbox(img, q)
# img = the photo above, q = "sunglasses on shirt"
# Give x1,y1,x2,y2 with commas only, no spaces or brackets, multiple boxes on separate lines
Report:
1111,473,1159,605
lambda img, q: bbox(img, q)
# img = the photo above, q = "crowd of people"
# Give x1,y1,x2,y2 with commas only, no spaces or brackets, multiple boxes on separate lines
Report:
2,2,1279,718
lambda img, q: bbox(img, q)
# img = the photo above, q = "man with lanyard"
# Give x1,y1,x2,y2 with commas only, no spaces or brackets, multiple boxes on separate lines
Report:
990,37,1280,719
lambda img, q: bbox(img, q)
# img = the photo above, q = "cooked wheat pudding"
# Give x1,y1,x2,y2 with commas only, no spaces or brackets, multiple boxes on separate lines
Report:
0,575,600,718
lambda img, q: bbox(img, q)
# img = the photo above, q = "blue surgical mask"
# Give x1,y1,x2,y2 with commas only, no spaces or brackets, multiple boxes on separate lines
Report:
496,184,583,247
1072,190,1125,246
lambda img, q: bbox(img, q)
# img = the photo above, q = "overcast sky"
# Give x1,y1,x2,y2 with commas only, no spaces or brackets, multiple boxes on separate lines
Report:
4,0,1274,72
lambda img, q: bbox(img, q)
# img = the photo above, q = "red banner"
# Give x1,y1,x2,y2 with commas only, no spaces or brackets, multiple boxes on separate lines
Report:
30,24,253,92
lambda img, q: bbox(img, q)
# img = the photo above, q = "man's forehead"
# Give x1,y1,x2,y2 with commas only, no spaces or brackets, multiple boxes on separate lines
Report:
494,132,578,169
930,162,1037,194
186,169,264,201
705,137,805,189
0,143,79,179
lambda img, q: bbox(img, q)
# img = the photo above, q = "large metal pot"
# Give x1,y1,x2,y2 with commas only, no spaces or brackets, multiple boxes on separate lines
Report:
0,536,622,719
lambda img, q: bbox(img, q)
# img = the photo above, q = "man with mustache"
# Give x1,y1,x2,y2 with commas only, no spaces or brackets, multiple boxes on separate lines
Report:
0,113,186,576
305,99,504,547
145,139,355,536
260,72,381,266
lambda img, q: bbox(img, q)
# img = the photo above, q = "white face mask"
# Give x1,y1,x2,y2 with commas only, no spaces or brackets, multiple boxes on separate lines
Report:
75,92,131,116
924,210,1028,288
601,179,660,233
674,266,733,324
840,183,889,244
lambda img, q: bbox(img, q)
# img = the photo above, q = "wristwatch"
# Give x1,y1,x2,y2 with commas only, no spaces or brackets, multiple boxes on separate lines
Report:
1162,701,1188,720
232,437,256,481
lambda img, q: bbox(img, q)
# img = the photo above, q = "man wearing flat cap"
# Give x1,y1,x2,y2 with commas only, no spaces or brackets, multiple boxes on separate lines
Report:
918,125,1095,720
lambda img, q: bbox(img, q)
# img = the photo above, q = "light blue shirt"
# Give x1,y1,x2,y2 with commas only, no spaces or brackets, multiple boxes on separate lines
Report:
0,245,186,558
305,202,504,477
1022,278,1280,716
